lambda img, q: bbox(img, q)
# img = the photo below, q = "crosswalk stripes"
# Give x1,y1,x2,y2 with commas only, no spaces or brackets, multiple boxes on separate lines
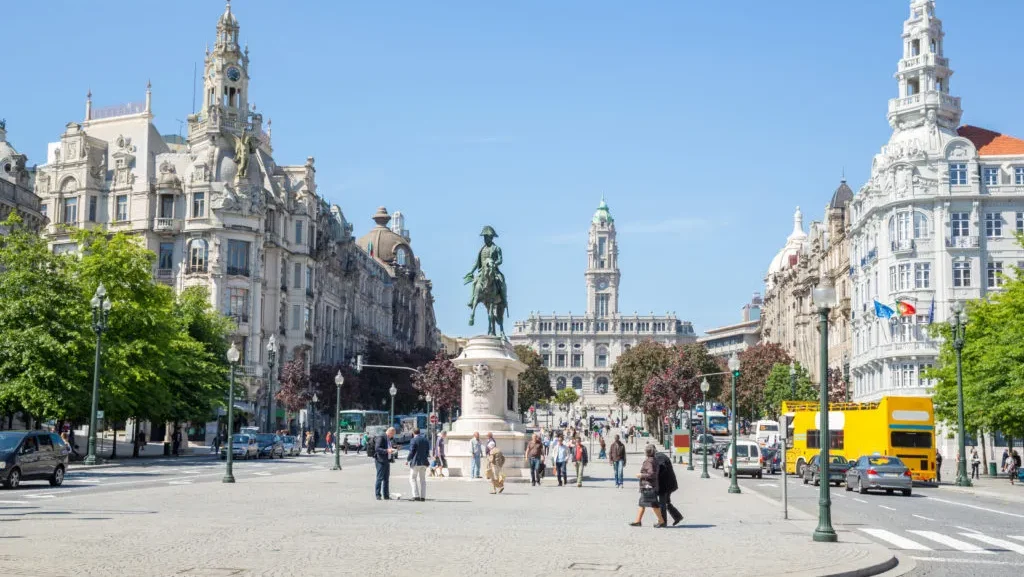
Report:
860,528,932,551
959,533,1024,555
907,530,992,554
860,527,1024,555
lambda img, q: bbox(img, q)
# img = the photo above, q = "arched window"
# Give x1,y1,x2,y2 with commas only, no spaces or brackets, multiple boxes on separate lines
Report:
572,376,583,390
188,239,208,273
596,376,609,395
395,247,408,267
555,376,566,391
596,345,609,368
59,176,78,192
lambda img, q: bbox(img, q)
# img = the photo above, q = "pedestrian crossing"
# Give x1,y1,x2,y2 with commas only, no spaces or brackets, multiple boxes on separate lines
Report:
860,528,1024,555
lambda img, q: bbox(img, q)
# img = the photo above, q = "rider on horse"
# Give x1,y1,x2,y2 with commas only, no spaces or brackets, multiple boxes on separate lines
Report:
464,226,508,335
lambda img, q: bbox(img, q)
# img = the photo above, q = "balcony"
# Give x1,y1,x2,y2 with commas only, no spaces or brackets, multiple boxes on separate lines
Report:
867,248,878,264
946,235,979,249
227,266,250,277
888,91,961,115
228,313,249,326
155,268,173,285
853,341,940,366
153,217,182,234
237,364,263,378
891,239,916,255
186,264,208,275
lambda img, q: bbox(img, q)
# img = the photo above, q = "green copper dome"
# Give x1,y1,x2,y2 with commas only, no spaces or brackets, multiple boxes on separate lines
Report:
592,197,614,224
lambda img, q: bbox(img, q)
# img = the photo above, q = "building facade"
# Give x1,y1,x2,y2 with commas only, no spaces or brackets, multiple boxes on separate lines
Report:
31,2,437,434
697,293,762,359
511,199,696,407
849,0,1024,401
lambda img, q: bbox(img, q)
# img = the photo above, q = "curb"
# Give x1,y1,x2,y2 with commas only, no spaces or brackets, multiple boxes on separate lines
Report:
819,555,899,577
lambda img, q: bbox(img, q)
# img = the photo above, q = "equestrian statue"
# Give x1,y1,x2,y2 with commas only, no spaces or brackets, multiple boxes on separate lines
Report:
464,225,508,338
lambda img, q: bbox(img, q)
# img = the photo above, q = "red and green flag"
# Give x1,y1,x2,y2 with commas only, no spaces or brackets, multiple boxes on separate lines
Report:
896,300,916,316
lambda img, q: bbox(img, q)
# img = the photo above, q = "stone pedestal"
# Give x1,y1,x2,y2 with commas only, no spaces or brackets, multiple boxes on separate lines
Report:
444,336,529,478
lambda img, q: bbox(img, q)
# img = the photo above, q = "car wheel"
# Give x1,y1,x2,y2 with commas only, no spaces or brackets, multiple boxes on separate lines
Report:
858,478,867,494
796,460,806,477
813,475,820,487
902,489,912,497
49,466,65,487
756,471,763,479
4,468,21,489
845,479,853,492
885,489,894,495
802,475,808,485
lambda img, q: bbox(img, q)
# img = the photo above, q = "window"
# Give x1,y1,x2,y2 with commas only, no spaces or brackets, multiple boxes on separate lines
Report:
596,347,608,368
571,376,583,390
159,194,174,219
192,192,206,218
158,242,174,271
891,432,932,449
295,220,303,245
949,163,967,186
556,354,566,367
395,247,408,267
899,264,912,290
910,38,920,56
87,196,97,222
291,304,301,330
888,266,897,292
987,261,1004,288
293,262,302,289
806,430,845,450
985,212,1002,237
304,306,312,334
226,288,249,323
40,203,47,220
596,377,609,394
914,263,930,288
227,240,250,276
1017,167,1024,185
188,239,208,273
541,354,550,367
953,260,971,287
116,195,128,222
305,267,313,294
596,294,610,317
1018,212,1024,234
571,353,583,367
984,167,1000,186
555,376,566,391
950,212,969,237
36,434,52,453
913,212,928,238
62,197,78,224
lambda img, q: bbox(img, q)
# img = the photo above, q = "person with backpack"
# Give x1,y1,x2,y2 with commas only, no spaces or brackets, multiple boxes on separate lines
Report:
935,451,943,483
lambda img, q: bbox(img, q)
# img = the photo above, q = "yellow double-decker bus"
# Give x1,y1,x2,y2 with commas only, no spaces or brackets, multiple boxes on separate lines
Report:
782,396,936,482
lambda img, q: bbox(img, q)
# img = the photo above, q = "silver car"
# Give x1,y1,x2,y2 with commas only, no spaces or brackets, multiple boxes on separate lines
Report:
845,455,913,496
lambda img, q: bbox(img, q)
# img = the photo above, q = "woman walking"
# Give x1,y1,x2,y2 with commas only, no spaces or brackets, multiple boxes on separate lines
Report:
630,444,667,527
598,436,607,460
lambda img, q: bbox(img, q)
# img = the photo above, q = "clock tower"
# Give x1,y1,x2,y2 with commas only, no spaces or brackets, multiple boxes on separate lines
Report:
201,1,250,134
586,197,620,317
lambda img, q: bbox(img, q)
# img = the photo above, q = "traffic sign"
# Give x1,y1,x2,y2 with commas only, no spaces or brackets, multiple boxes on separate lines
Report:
96,410,104,419
429,413,438,425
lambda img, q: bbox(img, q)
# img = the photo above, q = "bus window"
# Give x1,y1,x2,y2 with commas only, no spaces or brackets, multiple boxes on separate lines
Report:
806,430,844,450
891,432,931,448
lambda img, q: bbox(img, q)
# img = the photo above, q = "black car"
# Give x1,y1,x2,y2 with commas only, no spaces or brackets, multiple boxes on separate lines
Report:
255,434,284,459
803,455,850,487
0,431,69,489
761,447,781,474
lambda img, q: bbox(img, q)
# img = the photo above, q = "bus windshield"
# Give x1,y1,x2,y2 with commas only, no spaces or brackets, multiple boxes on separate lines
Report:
338,411,390,433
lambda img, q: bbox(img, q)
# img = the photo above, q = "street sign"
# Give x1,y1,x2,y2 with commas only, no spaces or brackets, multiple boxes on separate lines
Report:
96,410,104,419
429,413,438,425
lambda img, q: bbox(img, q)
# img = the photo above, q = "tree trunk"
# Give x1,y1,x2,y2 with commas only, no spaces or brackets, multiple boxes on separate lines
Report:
980,429,988,470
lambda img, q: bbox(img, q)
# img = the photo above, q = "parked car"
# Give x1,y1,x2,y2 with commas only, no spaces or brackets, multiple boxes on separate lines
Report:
761,447,781,474
845,455,913,496
255,434,285,459
220,434,258,460
0,431,69,489
281,435,300,457
693,434,716,454
725,440,763,479
803,455,850,486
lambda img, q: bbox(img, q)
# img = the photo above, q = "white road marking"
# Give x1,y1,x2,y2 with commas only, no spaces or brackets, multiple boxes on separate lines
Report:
924,496,1024,519
960,533,1024,555
860,528,932,551
24,494,56,499
854,498,868,504
956,525,981,534
913,514,934,521
879,505,897,511
1010,536,1024,542
832,493,845,498
911,557,1024,566
0,500,28,505
168,480,193,485
908,530,993,554
252,472,271,476
757,483,776,487
65,478,102,483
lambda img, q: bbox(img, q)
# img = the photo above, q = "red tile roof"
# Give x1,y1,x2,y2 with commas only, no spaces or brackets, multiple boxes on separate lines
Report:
957,125,1024,156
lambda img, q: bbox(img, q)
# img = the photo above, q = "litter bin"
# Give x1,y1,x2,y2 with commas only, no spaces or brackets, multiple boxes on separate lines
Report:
989,462,998,477
163,442,171,456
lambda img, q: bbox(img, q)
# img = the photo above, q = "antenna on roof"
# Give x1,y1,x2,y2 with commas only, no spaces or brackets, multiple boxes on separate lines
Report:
841,166,846,181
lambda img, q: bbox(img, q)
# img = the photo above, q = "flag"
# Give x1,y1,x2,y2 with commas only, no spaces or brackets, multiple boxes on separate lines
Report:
928,297,935,324
896,300,917,316
874,300,895,319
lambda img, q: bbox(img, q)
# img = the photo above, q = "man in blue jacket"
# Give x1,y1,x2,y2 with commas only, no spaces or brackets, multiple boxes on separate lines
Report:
406,428,430,501
374,427,398,500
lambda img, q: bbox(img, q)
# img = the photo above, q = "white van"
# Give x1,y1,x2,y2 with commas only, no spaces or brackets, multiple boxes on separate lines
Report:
750,420,780,446
725,440,763,479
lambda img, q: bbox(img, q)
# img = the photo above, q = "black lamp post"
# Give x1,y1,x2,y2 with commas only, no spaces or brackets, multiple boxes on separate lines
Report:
812,272,838,542
843,354,851,402
950,302,971,487
84,284,112,466
266,334,276,433
700,378,710,479
727,352,741,494
223,342,240,483
332,371,344,471
426,393,434,451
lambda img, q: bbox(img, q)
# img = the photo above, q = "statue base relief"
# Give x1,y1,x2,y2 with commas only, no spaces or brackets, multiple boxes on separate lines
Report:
442,335,530,479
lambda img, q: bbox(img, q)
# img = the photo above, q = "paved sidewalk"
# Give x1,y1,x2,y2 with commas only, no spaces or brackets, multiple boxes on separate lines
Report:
1,449,895,577
936,474,1024,504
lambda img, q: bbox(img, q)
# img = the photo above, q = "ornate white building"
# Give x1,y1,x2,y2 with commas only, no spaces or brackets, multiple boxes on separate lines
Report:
849,0,1024,401
0,121,45,232
511,199,696,407
31,2,437,434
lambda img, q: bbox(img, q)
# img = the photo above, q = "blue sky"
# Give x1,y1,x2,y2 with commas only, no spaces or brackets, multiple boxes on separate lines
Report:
5,1,1024,337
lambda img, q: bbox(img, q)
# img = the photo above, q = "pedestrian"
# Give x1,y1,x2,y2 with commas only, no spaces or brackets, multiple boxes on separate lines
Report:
171,427,182,456
970,448,981,480
598,436,607,460
342,434,349,455
313,430,320,453
609,434,627,488
573,435,587,487
487,445,506,494
470,431,483,479
434,431,448,475
406,427,429,501
935,450,943,483
373,427,398,500
655,450,683,526
306,431,315,454
485,432,497,456
552,434,569,487
325,431,334,454
630,444,667,528
526,433,544,486
1001,449,1010,473
1010,450,1021,485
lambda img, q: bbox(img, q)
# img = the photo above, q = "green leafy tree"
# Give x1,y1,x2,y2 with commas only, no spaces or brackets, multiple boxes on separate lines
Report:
552,388,579,411
612,340,671,408
514,345,554,413
731,342,791,420
0,213,92,422
761,362,816,419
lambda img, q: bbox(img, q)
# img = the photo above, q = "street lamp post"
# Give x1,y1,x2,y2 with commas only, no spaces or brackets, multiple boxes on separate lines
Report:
389,383,397,426
727,352,741,494
266,334,276,433
700,379,711,478
223,342,240,483
789,360,797,398
950,303,972,487
681,398,693,470
332,371,344,471
425,393,433,451
812,273,838,542
84,284,112,466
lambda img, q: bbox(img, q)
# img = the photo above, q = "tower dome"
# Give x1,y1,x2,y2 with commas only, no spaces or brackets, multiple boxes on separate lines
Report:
766,206,807,283
592,196,614,224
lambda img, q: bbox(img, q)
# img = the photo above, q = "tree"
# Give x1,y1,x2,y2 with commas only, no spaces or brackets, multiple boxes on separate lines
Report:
761,362,816,420
412,353,461,415
825,367,848,403
276,358,310,413
514,345,553,413
552,388,579,411
612,341,671,408
732,342,791,420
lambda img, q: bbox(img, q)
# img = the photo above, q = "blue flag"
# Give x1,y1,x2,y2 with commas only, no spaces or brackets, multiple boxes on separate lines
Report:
927,297,935,324
874,300,895,319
